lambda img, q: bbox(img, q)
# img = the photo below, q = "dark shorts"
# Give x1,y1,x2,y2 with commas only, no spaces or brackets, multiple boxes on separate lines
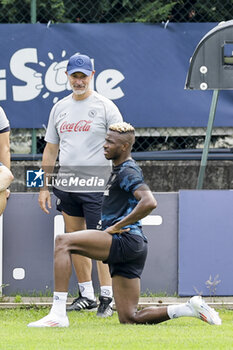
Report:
104,232,148,279
53,187,103,229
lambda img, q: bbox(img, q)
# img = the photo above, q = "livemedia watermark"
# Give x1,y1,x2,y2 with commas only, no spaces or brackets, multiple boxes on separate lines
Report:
25,165,111,192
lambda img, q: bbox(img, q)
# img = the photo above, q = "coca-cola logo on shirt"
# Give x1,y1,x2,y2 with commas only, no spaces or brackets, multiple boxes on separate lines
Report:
60,120,92,133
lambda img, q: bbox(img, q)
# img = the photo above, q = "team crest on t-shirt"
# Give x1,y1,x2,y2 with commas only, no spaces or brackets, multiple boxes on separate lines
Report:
88,109,97,118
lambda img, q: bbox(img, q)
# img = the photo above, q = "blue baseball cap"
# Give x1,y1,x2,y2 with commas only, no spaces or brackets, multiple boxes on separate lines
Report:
67,53,93,76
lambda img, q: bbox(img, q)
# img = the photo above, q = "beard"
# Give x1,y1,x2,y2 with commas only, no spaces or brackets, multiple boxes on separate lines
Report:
73,88,88,96
72,82,90,96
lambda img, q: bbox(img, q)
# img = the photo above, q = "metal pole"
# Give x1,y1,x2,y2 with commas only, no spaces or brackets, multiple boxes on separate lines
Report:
30,0,37,24
196,89,219,189
31,0,37,154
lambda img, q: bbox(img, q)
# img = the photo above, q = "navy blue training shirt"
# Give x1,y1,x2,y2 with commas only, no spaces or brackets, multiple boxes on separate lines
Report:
101,159,147,239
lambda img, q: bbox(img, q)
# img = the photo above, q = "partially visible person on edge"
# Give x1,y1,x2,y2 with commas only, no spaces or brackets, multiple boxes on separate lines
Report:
0,163,14,215
0,106,10,169
28,122,221,328
0,106,11,198
38,53,123,317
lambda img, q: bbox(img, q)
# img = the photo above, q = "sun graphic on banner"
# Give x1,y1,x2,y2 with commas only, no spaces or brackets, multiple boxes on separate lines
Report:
38,50,72,104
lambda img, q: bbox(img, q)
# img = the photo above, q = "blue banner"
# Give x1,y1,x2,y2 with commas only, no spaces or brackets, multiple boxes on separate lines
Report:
0,22,231,128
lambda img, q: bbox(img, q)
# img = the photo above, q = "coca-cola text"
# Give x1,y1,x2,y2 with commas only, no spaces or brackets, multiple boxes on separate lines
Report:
60,120,92,133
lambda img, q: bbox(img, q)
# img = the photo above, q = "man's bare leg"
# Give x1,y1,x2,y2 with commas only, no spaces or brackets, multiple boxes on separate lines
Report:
27,231,221,328
112,275,169,324
63,212,97,310
96,261,112,286
54,230,112,289
62,212,93,283
112,275,221,326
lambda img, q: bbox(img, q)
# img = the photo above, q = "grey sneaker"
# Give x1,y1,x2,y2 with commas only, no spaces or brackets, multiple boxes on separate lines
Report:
97,296,113,318
66,296,97,312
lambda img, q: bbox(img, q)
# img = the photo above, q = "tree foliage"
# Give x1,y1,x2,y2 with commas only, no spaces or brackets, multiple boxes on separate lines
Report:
0,0,233,23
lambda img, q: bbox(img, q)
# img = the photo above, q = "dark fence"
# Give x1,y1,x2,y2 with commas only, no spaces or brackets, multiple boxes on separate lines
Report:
1,1,233,24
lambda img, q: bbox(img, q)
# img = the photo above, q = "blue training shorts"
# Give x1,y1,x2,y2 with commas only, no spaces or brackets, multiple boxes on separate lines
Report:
103,232,148,279
53,187,103,229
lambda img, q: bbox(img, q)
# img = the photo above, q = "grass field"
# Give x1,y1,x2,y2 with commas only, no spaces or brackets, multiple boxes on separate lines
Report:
0,308,233,350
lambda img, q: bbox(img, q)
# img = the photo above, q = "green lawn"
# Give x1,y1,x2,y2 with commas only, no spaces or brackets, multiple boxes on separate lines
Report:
0,308,232,350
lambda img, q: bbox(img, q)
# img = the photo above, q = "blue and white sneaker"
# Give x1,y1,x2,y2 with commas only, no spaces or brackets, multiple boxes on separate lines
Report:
188,296,222,325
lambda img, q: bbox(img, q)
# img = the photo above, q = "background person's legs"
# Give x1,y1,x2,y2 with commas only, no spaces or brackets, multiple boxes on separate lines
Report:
96,261,113,317
63,213,93,284
96,260,112,290
83,194,112,290
83,194,113,316
63,208,113,316
62,212,97,311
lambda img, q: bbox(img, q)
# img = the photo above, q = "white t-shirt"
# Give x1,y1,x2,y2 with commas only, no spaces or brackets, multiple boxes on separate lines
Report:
0,107,10,131
45,91,123,192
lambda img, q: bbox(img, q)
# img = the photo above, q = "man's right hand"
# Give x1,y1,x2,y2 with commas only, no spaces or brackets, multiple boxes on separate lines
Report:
38,189,52,214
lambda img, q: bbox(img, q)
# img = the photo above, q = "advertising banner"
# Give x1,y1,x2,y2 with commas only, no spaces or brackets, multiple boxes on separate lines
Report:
1,22,231,128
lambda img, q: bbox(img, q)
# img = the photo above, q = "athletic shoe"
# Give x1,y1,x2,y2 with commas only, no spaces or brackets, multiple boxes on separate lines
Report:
66,296,97,312
27,313,69,328
96,296,113,318
188,296,222,325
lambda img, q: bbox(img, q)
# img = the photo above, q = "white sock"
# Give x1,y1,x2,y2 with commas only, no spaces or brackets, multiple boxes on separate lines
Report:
100,286,113,298
79,281,95,300
100,286,113,306
167,302,195,319
50,292,67,317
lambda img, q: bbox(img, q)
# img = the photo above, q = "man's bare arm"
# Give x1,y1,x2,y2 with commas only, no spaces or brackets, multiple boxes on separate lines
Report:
105,184,157,234
38,142,59,214
0,131,10,169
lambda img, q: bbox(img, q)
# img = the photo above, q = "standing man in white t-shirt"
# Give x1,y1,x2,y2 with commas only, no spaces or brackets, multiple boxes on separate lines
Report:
39,53,123,317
